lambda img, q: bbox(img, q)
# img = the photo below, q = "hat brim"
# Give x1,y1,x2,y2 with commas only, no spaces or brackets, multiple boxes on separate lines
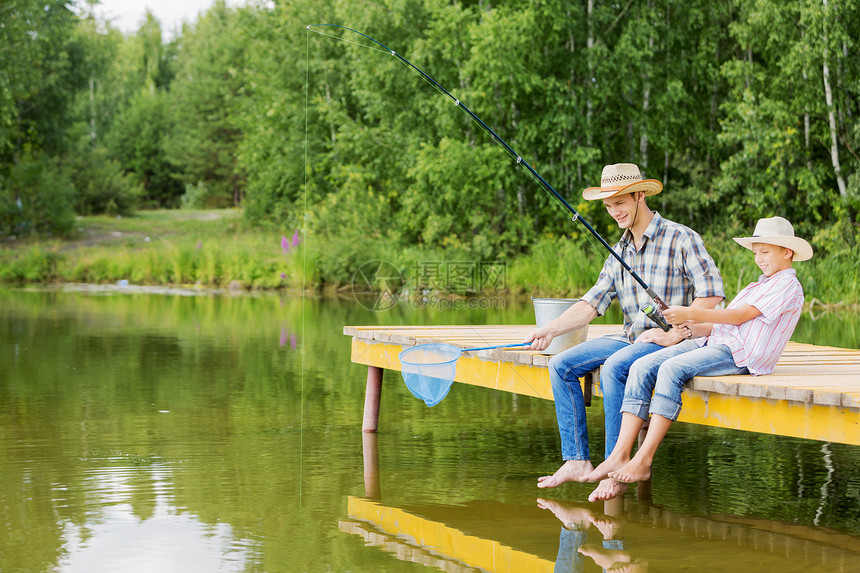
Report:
733,236,813,261
582,179,663,201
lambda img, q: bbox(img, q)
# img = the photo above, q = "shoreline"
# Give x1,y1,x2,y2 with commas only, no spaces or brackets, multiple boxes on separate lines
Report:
7,282,859,313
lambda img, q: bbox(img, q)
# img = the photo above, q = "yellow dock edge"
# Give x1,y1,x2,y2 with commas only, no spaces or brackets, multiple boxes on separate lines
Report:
351,338,860,446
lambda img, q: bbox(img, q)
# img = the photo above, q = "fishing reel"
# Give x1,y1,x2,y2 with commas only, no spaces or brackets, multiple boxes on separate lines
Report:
640,301,671,332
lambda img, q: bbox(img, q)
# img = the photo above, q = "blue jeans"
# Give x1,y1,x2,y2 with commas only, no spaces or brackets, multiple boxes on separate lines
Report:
554,528,586,573
623,340,748,421
548,336,664,460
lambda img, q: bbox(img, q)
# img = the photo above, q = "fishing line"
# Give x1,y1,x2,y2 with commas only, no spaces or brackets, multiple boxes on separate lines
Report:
306,24,670,331
299,27,311,509
306,24,669,314
307,24,595,265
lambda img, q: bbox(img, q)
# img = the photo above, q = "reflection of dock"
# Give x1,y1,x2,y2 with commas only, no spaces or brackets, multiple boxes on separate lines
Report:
345,324,860,445
340,495,860,572
622,501,860,569
340,497,554,572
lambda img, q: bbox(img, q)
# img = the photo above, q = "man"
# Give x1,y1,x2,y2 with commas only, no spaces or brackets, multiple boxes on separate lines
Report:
525,163,724,488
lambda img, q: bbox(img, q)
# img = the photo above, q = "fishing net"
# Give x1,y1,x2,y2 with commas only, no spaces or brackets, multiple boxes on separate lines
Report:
399,342,530,406
398,343,462,407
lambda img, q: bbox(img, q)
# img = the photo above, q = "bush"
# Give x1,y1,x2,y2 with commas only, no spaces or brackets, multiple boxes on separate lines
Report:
180,181,214,210
67,145,142,216
0,152,76,238
507,234,604,296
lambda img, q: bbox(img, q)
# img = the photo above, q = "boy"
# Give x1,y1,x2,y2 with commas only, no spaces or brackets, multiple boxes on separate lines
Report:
584,216,812,501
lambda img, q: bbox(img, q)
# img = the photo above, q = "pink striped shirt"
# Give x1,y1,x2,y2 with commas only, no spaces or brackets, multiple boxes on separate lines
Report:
702,268,804,375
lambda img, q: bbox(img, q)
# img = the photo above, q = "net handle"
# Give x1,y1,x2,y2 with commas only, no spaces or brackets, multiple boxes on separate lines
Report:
461,342,531,352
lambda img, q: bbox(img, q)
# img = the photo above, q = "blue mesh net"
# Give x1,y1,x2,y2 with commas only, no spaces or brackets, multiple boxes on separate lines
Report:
398,343,462,407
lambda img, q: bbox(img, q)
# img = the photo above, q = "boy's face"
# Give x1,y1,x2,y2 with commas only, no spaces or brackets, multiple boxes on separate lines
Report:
752,243,793,277
602,192,642,230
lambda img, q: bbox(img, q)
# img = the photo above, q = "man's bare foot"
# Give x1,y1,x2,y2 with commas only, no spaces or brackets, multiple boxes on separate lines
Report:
536,498,594,530
608,457,652,484
537,460,595,488
588,478,628,502
582,454,629,482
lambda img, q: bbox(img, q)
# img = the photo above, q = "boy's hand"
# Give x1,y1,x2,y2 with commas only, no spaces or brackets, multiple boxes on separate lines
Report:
662,305,692,325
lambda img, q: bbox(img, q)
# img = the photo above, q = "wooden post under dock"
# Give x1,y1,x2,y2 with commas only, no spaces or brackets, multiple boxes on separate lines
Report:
345,324,860,446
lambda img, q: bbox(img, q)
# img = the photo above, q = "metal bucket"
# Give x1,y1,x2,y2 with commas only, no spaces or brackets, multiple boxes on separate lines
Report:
531,297,589,355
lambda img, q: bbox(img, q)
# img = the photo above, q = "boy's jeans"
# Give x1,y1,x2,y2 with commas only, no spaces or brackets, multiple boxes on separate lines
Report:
622,340,748,421
548,336,663,460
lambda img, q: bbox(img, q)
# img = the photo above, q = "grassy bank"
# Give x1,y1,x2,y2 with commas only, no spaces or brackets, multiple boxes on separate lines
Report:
1,209,858,306
0,210,306,290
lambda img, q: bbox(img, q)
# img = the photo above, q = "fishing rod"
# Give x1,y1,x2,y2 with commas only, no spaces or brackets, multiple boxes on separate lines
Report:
307,24,672,328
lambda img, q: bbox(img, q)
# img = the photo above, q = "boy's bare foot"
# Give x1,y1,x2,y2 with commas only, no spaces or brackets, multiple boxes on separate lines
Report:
537,460,595,488
582,454,629,482
577,544,633,569
608,458,652,484
588,478,628,502
589,514,623,540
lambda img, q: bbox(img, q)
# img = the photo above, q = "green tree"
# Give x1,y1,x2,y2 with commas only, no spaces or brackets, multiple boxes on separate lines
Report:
239,0,337,227
106,88,181,208
0,0,91,237
166,0,249,207
0,0,89,165
0,150,76,237
60,3,144,215
714,0,860,251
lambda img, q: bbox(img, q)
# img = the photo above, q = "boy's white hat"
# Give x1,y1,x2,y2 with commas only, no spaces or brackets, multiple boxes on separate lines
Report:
582,163,663,201
733,216,813,261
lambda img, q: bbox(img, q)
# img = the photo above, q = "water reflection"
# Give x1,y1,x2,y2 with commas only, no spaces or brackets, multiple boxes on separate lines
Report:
1,289,860,572
59,470,254,572
343,493,860,573
355,425,860,572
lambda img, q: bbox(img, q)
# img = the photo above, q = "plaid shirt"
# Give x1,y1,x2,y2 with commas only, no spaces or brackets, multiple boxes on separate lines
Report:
581,212,725,341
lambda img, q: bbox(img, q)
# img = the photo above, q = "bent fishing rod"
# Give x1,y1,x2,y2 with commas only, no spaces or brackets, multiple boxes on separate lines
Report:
307,24,671,325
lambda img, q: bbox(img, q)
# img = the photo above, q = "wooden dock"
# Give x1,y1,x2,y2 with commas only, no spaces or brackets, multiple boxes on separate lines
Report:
344,324,860,446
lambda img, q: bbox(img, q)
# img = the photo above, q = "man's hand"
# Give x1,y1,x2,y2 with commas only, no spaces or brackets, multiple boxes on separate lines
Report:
635,326,685,347
524,327,554,351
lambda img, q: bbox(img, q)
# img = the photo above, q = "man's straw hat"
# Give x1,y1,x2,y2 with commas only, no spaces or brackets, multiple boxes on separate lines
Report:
582,163,663,201
733,216,813,261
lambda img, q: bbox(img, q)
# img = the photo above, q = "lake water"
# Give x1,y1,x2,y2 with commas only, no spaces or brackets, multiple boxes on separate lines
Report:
1,287,859,572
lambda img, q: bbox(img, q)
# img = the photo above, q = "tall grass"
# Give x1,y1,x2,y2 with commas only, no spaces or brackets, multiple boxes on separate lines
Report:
1,210,858,306
0,245,64,282
0,210,313,291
